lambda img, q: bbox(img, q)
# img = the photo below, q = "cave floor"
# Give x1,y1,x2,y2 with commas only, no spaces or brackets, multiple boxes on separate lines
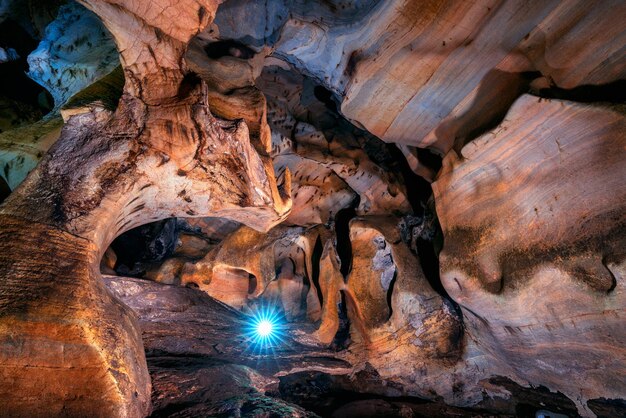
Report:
104,275,526,418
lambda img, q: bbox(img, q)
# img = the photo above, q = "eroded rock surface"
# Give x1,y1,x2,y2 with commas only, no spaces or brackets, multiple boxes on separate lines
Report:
27,2,119,109
0,0,290,416
433,95,626,415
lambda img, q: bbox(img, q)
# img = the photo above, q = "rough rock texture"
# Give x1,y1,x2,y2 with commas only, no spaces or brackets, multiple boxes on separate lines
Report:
433,95,626,415
104,275,334,417
0,0,290,416
0,116,63,189
0,3,123,194
259,64,412,224
179,224,326,318
27,2,119,109
208,0,626,173
345,217,461,358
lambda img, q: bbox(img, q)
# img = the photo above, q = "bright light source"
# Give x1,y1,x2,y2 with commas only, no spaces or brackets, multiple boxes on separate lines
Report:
256,319,273,337
244,304,285,352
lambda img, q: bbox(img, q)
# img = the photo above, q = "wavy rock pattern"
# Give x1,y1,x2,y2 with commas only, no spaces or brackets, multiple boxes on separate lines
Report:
433,95,626,415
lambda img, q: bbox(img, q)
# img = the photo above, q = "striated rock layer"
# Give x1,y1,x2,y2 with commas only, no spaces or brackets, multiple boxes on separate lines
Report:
0,0,290,416
433,96,626,415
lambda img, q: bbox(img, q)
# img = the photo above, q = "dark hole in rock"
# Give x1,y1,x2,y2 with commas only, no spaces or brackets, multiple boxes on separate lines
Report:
177,72,202,99
335,205,358,278
385,269,397,320
416,147,443,173
314,85,338,113
204,40,255,60
0,176,10,204
310,235,324,306
535,79,626,104
109,218,179,277
330,290,351,351
248,273,257,294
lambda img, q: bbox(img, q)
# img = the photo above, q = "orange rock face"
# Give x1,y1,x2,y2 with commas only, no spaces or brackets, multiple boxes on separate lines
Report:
0,0,290,416
433,95,626,413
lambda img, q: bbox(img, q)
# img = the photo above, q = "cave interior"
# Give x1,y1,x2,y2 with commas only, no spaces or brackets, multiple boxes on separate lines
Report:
0,0,624,417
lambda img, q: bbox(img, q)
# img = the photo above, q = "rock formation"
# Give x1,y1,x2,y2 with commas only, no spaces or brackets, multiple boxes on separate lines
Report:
0,0,289,416
0,0,624,417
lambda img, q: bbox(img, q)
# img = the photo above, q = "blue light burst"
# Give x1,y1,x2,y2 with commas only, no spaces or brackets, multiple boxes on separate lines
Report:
243,303,286,352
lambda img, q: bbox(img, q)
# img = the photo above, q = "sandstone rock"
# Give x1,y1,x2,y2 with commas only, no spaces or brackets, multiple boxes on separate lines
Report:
179,225,327,317
180,216,241,242
0,0,291,415
0,116,63,189
144,257,187,285
99,245,117,275
210,0,626,176
104,274,351,373
315,240,345,345
0,65,124,194
433,95,626,415
60,64,124,121
172,233,212,259
344,217,462,359
259,64,411,225
1,0,625,416
27,2,119,109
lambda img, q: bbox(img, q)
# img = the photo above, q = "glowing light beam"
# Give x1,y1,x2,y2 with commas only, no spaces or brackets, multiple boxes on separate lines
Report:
243,303,286,353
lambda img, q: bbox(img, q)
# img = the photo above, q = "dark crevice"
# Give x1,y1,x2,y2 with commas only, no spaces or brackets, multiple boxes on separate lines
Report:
0,176,10,205
415,236,450,298
204,40,255,60
332,203,359,350
334,204,358,278
533,79,626,104
387,144,433,215
176,72,202,99
313,85,338,113
602,259,618,294
416,146,443,173
386,269,397,320
387,143,464,321
330,290,351,351
247,273,257,294
310,235,324,307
